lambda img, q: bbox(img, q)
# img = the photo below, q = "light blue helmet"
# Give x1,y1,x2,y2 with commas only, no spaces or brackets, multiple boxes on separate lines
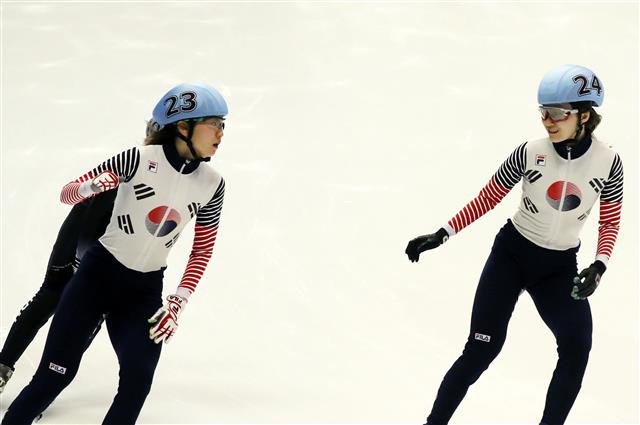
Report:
537,64,604,107
151,82,228,130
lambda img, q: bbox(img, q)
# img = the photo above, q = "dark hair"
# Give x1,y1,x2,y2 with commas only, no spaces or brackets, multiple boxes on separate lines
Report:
144,122,177,146
571,101,602,136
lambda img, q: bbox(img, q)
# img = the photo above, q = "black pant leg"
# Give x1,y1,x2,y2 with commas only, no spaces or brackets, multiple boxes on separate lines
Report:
427,235,524,424
101,269,163,425
528,268,592,425
1,258,105,424
0,199,94,370
0,266,74,369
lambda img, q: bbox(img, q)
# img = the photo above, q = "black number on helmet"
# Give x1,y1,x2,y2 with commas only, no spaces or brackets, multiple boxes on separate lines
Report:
591,75,603,95
180,92,197,111
164,92,198,117
573,75,591,96
165,96,180,117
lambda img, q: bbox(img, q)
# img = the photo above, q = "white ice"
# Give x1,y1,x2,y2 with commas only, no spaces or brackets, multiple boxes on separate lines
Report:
1,2,638,425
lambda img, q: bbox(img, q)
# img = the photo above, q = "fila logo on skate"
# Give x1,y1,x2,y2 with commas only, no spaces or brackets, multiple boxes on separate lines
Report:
49,362,67,375
474,333,491,343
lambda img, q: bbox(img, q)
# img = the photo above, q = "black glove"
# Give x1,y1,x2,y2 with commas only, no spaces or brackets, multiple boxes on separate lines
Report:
571,260,606,300
405,228,449,263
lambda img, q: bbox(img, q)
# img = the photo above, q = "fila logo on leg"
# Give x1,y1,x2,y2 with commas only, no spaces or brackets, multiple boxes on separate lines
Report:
474,333,491,343
49,362,67,375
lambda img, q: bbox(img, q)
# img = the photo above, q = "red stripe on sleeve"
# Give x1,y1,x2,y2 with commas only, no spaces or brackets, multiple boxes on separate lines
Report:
447,177,512,234
596,201,622,260
60,171,97,205
177,224,219,295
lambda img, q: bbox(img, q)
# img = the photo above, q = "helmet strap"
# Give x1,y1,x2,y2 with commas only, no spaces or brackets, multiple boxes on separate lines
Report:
175,121,211,163
563,109,587,148
575,114,585,140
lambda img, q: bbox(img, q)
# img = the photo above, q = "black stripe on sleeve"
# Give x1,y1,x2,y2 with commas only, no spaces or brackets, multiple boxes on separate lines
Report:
196,178,225,228
601,153,623,203
494,142,527,189
89,147,140,182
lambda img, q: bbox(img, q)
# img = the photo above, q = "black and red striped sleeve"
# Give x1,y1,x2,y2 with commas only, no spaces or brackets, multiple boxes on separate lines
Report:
60,148,140,205
596,153,623,265
446,143,527,235
177,178,225,297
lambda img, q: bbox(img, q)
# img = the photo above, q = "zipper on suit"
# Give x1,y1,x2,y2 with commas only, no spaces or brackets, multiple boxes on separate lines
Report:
153,162,187,237
547,146,572,246
134,159,188,269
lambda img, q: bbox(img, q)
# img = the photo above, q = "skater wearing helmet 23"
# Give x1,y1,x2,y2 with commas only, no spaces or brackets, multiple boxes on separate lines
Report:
2,82,228,425
406,65,622,425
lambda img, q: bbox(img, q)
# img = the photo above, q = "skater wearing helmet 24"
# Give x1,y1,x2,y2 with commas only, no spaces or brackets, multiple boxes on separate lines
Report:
406,65,623,424
2,82,228,425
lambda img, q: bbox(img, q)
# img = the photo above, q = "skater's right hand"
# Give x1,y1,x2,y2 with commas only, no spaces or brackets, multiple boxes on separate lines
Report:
405,228,449,262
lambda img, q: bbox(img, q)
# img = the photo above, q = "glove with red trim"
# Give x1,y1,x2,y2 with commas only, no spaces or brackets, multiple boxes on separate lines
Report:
148,294,188,344
78,170,119,197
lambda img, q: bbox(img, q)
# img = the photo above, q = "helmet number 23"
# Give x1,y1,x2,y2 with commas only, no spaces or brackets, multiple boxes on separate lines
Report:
573,75,602,96
164,91,197,118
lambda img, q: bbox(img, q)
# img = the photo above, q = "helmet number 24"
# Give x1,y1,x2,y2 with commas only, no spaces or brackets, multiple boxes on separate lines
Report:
573,75,602,96
164,91,197,118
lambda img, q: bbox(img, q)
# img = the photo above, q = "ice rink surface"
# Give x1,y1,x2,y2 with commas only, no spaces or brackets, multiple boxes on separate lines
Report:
1,2,638,424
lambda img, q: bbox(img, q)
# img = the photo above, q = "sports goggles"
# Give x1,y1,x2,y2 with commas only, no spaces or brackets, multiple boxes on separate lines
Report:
196,117,225,130
539,106,578,122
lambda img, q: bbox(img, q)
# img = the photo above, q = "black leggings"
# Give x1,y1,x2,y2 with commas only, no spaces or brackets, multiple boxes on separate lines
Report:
2,243,164,425
0,191,114,370
426,220,592,425
0,267,72,369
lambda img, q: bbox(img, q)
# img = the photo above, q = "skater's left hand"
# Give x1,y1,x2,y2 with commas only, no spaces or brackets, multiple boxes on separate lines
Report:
79,170,119,198
571,260,606,300
148,294,187,344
